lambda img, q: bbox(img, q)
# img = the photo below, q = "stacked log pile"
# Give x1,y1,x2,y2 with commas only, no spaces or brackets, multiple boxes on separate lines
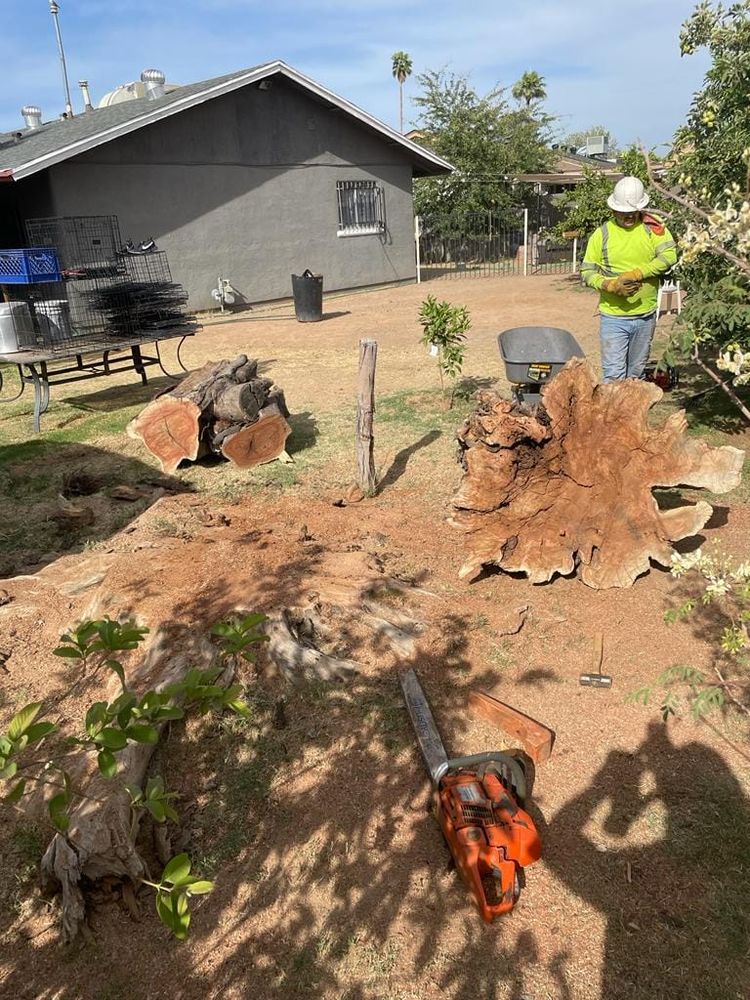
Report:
128,355,291,474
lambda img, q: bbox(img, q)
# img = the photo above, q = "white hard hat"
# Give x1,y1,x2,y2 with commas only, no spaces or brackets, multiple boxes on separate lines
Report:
607,176,650,212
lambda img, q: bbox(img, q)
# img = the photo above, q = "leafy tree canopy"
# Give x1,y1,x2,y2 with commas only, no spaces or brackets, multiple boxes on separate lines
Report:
663,0,750,400
553,147,666,241
412,69,553,221
512,70,547,108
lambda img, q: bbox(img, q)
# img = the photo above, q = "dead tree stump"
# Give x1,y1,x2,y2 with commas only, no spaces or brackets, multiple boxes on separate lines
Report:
127,355,291,473
451,360,745,589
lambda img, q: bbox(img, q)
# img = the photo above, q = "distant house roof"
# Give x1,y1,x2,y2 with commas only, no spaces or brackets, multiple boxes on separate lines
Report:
516,152,622,185
0,61,453,182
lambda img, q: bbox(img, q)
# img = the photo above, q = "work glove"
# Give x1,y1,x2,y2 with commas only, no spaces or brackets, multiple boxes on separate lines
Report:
620,268,643,282
602,275,640,296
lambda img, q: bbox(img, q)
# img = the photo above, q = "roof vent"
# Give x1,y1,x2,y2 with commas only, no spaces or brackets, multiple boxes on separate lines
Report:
79,80,94,113
141,69,166,101
21,105,42,130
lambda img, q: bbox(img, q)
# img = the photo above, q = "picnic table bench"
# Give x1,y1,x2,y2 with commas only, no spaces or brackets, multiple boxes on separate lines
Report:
0,328,194,432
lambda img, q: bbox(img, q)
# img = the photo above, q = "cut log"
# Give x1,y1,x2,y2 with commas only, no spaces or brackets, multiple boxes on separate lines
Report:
451,360,745,589
127,355,291,472
126,397,201,474
220,404,292,469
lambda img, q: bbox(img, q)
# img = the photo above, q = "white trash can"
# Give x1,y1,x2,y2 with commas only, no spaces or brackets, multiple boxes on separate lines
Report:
35,299,73,345
0,301,35,353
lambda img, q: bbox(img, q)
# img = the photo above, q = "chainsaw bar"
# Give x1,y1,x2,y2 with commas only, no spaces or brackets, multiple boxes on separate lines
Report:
399,668,449,785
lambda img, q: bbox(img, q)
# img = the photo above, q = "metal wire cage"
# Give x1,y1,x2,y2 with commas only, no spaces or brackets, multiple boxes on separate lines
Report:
0,216,197,354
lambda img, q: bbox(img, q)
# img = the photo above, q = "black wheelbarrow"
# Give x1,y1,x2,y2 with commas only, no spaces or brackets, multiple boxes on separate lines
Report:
498,326,585,406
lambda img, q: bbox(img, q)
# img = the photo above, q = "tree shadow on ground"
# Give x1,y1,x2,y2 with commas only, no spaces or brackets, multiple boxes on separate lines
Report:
540,721,750,1000
0,549,559,999
0,442,187,577
286,411,319,455
673,365,750,437
62,376,179,413
452,375,499,403
4,529,749,999
376,429,442,493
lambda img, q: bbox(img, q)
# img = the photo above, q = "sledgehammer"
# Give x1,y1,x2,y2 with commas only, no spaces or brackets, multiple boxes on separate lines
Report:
580,632,612,688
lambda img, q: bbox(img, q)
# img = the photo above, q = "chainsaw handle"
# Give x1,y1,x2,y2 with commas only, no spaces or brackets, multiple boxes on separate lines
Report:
444,752,527,804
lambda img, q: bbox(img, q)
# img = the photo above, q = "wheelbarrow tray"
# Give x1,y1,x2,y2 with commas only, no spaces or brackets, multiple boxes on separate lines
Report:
498,327,584,385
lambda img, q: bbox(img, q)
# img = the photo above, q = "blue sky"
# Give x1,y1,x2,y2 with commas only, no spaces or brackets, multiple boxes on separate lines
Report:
1,0,709,149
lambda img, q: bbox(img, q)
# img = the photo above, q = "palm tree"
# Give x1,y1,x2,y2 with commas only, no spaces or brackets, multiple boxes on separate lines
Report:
512,70,547,108
391,51,413,132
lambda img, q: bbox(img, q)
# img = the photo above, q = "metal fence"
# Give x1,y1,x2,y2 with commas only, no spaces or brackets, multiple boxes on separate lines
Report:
415,209,579,282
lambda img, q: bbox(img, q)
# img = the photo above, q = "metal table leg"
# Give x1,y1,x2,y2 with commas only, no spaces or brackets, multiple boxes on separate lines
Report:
154,338,188,379
131,344,148,384
0,365,26,403
176,335,189,372
25,364,50,434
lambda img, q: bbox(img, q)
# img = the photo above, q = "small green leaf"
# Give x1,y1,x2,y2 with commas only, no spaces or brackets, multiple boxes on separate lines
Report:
49,792,71,833
0,760,19,780
164,803,180,824
4,778,27,803
85,702,108,734
210,623,234,637
105,659,126,688
97,748,118,778
162,854,191,885
227,699,251,718
147,800,167,823
96,728,128,750
156,891,176,931
185,880,214,896
25,721,57,745
125,782,144,805
8,703,42,741
126,724,159,744
52,646,84,659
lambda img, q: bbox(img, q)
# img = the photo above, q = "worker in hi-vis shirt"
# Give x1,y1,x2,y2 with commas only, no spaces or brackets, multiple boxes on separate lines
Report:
580,176,677,381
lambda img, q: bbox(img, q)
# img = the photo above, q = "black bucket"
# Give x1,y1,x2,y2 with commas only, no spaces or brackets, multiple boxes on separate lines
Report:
291,269,323,322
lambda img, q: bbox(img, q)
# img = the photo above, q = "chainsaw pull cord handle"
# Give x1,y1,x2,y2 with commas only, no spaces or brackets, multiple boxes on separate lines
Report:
444,751,527,805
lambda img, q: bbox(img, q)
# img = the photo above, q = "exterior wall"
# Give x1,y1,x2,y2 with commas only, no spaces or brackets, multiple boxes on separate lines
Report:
0,173,53,248
33,79,419,310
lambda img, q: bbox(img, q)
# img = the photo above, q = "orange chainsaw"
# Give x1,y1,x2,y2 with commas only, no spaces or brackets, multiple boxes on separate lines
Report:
400,669,541,921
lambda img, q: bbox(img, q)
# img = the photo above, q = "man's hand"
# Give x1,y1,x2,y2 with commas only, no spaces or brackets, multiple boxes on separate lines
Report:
602,275,641,296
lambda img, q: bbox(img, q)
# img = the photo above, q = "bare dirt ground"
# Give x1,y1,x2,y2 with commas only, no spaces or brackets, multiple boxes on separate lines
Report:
0,276,748,1000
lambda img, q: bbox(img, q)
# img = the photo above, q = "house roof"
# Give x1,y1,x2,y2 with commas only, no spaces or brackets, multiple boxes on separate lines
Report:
0,61,453,181
516,152,622,185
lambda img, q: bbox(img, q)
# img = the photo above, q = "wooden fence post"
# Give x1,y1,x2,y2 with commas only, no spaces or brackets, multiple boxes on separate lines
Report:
356,338,377,495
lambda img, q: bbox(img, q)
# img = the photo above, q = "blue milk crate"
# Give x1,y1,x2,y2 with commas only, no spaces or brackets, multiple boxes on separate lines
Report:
0,247,62,284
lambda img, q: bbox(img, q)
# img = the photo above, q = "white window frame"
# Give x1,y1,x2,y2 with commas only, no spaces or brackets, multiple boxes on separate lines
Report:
336,180,385,236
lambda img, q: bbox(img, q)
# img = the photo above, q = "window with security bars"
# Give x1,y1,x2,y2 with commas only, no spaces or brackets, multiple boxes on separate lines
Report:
336,181,385,235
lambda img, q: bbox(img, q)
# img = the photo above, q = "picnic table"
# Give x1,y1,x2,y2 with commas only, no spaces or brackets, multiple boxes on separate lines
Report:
0,328,194,432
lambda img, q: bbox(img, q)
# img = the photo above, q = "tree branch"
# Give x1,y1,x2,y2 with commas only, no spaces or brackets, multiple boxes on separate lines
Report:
642,146,750,276
714,664,750,717
692,346,750,423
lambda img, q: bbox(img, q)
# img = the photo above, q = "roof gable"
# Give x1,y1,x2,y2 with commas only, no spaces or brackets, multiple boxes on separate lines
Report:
0,62,452,181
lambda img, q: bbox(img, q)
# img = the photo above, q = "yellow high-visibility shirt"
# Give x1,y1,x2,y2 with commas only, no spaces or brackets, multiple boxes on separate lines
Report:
580,217,677,316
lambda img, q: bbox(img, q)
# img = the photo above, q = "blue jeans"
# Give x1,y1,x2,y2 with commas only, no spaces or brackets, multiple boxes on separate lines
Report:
599,312,656,382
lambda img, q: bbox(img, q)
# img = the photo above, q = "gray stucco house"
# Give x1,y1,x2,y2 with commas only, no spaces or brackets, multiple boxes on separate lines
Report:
0,62,452,311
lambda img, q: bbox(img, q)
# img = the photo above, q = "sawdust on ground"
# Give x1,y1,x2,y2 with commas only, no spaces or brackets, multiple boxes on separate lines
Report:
0,276,748,1000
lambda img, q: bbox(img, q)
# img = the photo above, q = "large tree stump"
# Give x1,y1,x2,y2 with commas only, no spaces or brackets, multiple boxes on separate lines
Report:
127,355,291,473
451,360,745,589
39,627,219,944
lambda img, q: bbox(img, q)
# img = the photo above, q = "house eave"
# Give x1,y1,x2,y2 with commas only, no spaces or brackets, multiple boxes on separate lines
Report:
6,61,453,181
